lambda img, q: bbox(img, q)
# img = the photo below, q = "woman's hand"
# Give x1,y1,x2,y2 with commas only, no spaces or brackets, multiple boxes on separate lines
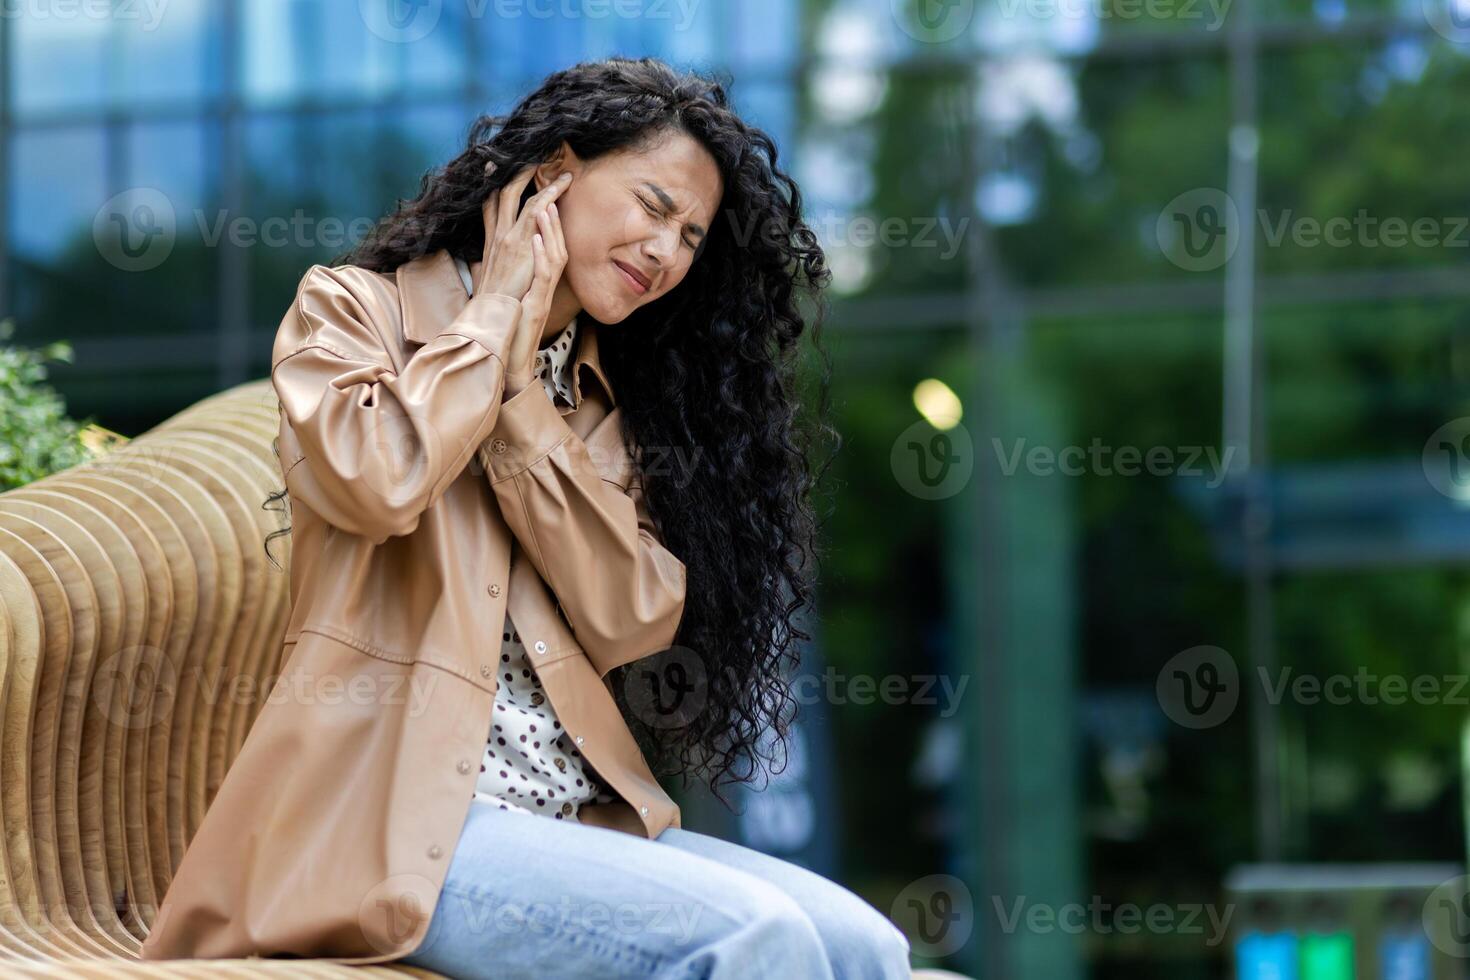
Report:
472,164,573,304
502,186,571,396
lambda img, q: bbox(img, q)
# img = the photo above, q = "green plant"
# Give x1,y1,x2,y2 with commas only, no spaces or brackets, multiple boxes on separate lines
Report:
0,317,97,492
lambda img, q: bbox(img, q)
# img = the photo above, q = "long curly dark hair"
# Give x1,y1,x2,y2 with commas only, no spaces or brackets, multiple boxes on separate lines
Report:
263,56,837,809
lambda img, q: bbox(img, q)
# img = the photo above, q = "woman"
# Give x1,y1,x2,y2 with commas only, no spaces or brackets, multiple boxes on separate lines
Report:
141,57,909,978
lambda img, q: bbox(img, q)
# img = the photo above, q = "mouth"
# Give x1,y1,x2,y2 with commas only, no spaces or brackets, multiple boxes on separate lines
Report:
614,260,651,295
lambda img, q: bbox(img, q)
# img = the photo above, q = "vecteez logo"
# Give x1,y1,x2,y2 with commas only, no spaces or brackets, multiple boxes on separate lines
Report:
1156,189,1242,272
1155,645,1240,729
892,0,976,42
1423,0,1470,43
93,188,176,272
360,0,442,43
1423,418,1470,502
891,419,974,500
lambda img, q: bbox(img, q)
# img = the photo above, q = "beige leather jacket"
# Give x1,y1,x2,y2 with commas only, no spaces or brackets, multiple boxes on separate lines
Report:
138,245,688,964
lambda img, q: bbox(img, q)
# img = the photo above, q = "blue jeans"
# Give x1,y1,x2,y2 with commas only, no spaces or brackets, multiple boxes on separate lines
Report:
396,800,913,979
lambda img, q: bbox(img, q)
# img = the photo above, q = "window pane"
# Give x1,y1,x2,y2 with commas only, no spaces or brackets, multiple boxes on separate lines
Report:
321,1,467,97
242,0,310,105
245,0,467,104
127,120,211,222
1256,39,1470,276
13,0,215,116
656,0,720,66
732,79,797,150
816,64,972,297
11,126,107,263
12,10,110,116
991,54,1231,289
732,0,799,69
382,101,480,178
479,7,588,86
116,0,216,106
1262,300,1467,465
113,120,216,341
243,109,379,305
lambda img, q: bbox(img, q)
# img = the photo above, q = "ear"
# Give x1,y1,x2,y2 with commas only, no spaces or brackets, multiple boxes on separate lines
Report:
533,142,580,191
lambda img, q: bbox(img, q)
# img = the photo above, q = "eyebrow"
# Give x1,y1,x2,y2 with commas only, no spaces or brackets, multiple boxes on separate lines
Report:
643,181,707,240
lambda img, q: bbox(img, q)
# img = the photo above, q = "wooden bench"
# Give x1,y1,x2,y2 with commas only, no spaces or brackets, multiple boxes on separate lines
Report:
0,379,967,979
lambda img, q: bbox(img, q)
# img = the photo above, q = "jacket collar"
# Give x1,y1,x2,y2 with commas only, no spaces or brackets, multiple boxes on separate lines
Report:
396,247,616,410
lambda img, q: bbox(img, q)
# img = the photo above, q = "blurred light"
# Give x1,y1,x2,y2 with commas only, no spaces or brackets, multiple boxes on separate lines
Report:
1300,931,1355,979
1382,37,1430,83
811,7,888,124
828,239,873,295
1230,124,1261,161
976,170,1038,225
976,56,1080,138
815,5,885,62
976,4,1099,56
913,379,963,430
811,64,888,124
1380,931,1431,980
1236,932,1298,979
798,137,875,206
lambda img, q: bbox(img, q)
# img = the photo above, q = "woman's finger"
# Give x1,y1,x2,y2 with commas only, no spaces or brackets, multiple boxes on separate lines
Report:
540,205,561,270
525,233,543,309
480,188,498,233
541,209,566,282
525,234,551,364
515,172,573,235
532,232,556,303
547,201,567,266
529,209,547,263
533,171,574,207
479,188,501,266
498,165,537,240
533,232,549,286
508,232,547,381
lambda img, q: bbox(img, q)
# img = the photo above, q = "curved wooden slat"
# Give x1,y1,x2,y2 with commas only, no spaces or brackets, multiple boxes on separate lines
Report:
0,381,447,976
0,498,136,958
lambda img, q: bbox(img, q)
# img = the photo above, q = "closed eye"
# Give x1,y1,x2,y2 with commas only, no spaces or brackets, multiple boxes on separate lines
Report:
639,195,699,250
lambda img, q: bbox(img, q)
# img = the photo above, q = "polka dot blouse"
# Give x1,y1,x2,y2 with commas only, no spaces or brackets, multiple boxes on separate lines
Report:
456,255,619,822
472,618,619,821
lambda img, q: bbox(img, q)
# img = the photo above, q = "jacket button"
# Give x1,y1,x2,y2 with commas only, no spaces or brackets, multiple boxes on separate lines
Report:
490,438,508,454
561,802,573,816
640,805,649,816
530,692,545,706
533,641,547,655
428,844,443,859
480,664,492,678
457,759,471,774
487,583,502,597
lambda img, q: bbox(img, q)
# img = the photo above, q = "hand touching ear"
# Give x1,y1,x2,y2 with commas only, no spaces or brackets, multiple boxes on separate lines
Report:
503,179,571,397
472,164,573,306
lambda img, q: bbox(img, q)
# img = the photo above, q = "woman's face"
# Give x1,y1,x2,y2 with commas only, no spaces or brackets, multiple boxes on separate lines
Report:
532,131,723,324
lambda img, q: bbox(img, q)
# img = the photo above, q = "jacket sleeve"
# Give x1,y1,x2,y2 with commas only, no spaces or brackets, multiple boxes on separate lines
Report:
476,381,687,677
271,263,522,545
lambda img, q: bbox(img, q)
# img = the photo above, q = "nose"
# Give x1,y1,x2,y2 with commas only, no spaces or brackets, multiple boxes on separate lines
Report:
642,226,678,267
